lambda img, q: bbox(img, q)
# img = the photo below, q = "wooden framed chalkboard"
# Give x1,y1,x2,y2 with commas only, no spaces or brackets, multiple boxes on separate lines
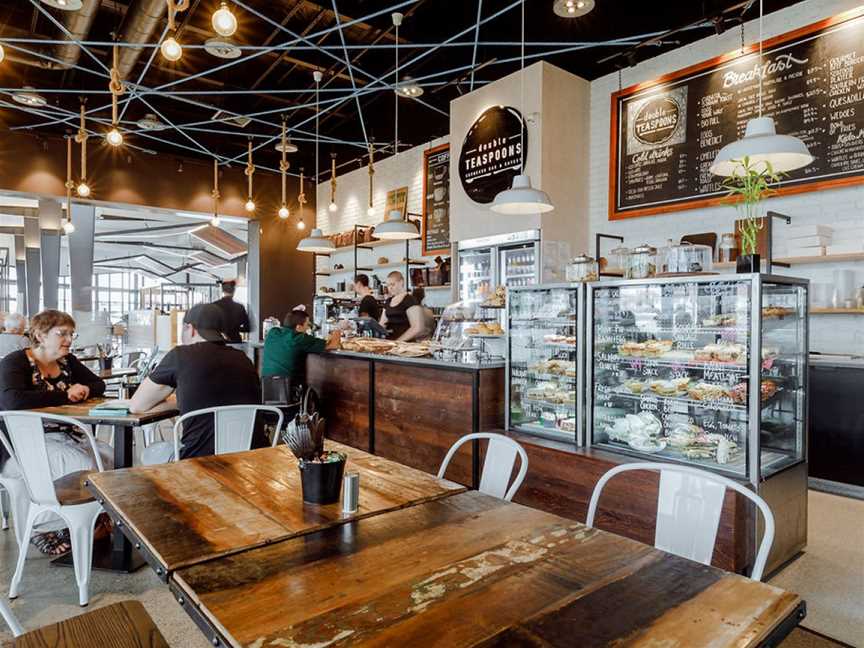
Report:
609,7,864,220
422,143,451,256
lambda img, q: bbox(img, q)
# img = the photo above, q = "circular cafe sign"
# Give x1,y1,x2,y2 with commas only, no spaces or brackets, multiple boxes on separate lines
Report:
633,96,681,146
459,105,527,204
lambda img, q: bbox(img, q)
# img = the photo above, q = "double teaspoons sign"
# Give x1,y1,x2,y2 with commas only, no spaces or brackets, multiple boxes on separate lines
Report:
459,105,528,204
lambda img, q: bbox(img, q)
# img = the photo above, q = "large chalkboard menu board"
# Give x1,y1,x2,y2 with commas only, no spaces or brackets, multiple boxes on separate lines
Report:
422,143,451,255
610,9,864,220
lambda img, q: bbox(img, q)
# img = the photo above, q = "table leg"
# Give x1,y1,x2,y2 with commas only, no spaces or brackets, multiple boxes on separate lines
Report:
53,424,146,573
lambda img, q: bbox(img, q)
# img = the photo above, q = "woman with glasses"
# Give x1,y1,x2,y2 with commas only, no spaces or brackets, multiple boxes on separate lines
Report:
0,310,112,556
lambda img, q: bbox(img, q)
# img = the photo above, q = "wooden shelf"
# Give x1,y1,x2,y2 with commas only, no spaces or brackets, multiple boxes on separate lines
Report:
329,239,419,253
421,285,452,291
810,308,864,314
774,253,864,265
318,260,430,275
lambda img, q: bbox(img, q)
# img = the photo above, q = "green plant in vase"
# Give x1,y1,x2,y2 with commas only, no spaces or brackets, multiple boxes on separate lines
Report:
721,156,785,273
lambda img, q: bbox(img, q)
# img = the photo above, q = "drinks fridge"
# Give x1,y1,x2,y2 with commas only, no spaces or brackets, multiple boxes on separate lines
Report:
456,230,541,303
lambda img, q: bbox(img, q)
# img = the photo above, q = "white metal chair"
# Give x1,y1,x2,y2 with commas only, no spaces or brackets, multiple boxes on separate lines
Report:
172,405,284,459
0,476,29,548
438,433,528,502
586,462,775,581
0,412,105,606
0,598,23,637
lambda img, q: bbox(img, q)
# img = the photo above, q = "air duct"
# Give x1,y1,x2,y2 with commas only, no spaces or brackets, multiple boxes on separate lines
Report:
116,0,168,79
7,0,99,70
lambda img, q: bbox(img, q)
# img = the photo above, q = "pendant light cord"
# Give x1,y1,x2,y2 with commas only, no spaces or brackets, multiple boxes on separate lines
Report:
758,0,763,117
315,76,319,196
520,0,525,171
395,21,399,162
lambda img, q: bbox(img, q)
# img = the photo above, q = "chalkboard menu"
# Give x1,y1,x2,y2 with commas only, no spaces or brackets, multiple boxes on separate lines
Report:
610,9,864,220
422,143,451,255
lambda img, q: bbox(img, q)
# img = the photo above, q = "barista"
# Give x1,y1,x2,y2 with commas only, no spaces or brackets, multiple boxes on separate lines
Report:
353,274,382,320
380,271,424,341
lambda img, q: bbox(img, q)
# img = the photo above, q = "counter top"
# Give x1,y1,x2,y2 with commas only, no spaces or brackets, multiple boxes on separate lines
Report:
809,354,864,369
322,349,505,371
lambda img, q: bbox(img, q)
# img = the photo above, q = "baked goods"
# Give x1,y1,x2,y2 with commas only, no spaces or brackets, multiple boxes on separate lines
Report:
762,306,794,319
624,379,646,394
529,359,576,376
648,377,690,396
481,285,506,308
687,381,729,402
618,340,674,358
559,418,577,432
465,321,504,336
760,379,778,401
693,343,745,363
544,334,577,346
703,313,738,327
606,412,662,444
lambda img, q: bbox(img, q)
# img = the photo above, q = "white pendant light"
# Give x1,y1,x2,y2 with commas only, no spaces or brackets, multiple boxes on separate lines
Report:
710,0,812,177
212,2,238,38
297,228,334,253
374,210,419,240
161,36,183,61
491,175,554,214
489,0,554,215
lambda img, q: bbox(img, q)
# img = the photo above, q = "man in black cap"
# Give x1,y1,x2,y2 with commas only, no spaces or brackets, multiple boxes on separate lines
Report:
212,279,250,343
130,303,265,461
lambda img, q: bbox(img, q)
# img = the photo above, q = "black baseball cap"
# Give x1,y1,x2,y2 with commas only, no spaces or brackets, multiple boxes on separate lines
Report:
183,303,226,342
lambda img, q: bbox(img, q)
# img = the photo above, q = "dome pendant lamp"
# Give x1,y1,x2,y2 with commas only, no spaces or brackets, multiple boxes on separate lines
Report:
373,13,419,241
710,0,812,176
490,0,554,215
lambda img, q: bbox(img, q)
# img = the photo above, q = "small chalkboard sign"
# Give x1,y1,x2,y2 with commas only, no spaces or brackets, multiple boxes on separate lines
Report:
422,143,451,256
610,8,864,220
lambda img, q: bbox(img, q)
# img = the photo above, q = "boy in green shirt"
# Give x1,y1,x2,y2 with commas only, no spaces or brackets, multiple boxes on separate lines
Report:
262,308,340,382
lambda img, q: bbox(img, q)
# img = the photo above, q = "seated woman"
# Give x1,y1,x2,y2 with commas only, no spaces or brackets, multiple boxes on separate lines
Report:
0,310,113,556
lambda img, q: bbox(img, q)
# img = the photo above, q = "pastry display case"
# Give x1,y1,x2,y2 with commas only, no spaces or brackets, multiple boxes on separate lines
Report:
433,300,505,364
506,284,586,442
587,274,808,485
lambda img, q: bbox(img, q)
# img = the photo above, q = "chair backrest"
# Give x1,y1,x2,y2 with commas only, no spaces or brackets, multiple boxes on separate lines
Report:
172,405,284,458
437,433,528,501
0,411,105,507
586,462,775,581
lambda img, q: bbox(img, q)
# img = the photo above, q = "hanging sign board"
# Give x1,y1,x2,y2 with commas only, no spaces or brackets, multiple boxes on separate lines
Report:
609,7,864,220
458,105,527,204
422,143,451,256
385,186,408,217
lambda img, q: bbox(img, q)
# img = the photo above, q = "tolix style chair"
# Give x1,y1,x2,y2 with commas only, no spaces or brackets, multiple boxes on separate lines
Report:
438,433,528,502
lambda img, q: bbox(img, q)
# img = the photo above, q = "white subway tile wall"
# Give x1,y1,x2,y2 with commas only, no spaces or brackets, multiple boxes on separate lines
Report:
588,0,864,354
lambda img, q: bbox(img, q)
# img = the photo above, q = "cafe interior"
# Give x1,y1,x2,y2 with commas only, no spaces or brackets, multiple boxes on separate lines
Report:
0,0,861,646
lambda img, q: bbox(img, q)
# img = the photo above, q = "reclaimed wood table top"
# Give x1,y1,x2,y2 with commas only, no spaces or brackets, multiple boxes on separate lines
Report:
173,491,803,648
31,398,178,426
98,367,138,380
9,600,168,648
87,443,466,575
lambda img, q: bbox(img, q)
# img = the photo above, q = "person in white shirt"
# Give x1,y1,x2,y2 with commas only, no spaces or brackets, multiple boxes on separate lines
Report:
0,314,30,359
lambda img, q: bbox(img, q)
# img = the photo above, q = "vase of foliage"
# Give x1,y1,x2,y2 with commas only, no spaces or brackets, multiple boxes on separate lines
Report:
721,156,784,274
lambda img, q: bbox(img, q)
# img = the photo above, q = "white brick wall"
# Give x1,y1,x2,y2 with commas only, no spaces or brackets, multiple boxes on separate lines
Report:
588,0,864,354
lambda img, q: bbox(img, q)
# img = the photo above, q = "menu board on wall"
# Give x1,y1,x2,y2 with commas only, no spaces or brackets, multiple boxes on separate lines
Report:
609,8,864,220
422,143,451,256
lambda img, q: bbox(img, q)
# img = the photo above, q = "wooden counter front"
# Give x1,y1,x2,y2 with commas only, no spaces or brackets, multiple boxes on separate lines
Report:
307,353,505,488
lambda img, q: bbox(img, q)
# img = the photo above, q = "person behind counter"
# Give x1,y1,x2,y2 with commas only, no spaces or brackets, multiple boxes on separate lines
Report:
262,308,340,385
212,279,250,344
353,274,382,320
380,271,425,341
0,309,112,555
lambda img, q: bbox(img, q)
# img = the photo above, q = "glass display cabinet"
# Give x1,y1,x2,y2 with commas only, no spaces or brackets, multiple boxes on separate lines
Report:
506,284,586,443
587,274,808,486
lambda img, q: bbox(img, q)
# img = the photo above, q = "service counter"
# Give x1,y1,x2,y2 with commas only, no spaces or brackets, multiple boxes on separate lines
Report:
306,350,758,575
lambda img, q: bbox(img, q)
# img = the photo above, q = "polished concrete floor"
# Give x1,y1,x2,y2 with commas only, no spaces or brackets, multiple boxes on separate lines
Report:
769,490,864,647
0,490,858,646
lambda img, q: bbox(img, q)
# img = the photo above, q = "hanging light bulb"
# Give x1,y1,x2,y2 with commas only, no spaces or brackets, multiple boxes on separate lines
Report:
244,139,255,212
62,218,75,234
210,158,221,228
106,44,125,147
278,205,290,220
297,218,306,230
74,103,92,199
212,2,238,37
0,44,5,64
490,0,554,215
161,35,183,61
328,153,338,213
710,0,812,176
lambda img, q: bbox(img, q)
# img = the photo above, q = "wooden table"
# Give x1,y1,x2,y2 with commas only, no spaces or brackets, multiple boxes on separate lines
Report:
87,443,465,578
97,367,138,380
32,398,179,572
88,445,804,648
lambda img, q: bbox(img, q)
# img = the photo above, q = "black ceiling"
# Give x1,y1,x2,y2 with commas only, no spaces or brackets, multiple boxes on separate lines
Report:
0,0,803,181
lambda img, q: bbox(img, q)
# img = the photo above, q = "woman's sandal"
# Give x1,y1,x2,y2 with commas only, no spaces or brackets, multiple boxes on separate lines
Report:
30,529,71,556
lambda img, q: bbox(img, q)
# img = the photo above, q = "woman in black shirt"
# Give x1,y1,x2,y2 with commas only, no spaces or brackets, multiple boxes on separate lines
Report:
0,310,111,555
380,271,425,341
353,274,382,321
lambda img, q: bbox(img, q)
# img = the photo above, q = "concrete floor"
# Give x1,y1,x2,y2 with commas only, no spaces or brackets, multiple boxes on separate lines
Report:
0,490,858,646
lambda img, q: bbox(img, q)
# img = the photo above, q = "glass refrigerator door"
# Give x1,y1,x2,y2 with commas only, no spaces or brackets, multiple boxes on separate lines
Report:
508,285,580,442
500,244,537,289
589,278,754,480
759,280,807,478
458,248,493,303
